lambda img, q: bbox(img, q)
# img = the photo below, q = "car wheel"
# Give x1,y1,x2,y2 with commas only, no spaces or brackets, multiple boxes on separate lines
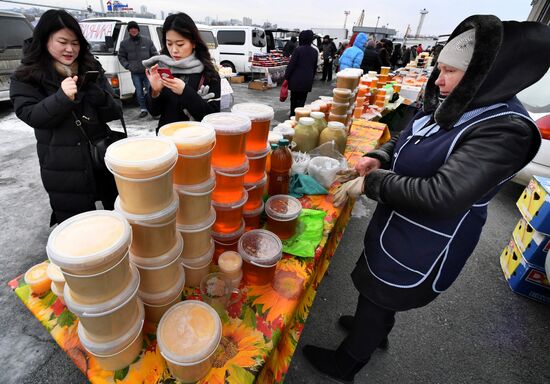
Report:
221,61,236,74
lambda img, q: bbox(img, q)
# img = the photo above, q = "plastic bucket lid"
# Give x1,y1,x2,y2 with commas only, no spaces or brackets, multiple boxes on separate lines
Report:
298,117,314,125
327,121,346,130
176,207,216,233
238,229,283,267
211,189,248,210
202,112,251,135
246,146,270,159
243,201,265,217
50,280,64,298
181,241,215,268
174,171,215,196
105,136,178,173
244,175,267,191
158,121,216,148
272,125,295,138
24,262,49,286
138,263,185,305
78,297,144,356
63,262,140,317
310,111,325,119
265,195,302,221
47,210,132,272
231,103,274,121
212,219,245,243
46,262,65,284
114,192,179,225
157,300,222,365
333,87,352,95
268,132,284,144
130,235,184,269
212,159,249,176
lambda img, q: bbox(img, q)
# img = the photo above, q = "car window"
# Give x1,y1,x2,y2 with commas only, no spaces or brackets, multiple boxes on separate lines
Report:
156,27,163,50
252,29,266,48
199,30,218,49
517,69,550,113
122,24,151,40
0,16,33,49
217,30,245,45
81,21,121,54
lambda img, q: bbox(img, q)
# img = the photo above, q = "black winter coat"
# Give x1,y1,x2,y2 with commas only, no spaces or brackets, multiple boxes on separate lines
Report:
284,43,318,92
146,72,221,134
360,46,382,73
10,65,122,225
118,35,158,74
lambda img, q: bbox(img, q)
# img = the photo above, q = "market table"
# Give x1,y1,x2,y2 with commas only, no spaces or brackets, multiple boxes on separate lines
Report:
8,120,390,384
250,65,287,87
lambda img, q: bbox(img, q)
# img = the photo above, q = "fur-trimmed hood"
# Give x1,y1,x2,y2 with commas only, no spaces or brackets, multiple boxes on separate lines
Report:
424,15,550,129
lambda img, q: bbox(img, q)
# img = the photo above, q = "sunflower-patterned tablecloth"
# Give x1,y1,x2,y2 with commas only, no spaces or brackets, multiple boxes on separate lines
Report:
9,121,389,384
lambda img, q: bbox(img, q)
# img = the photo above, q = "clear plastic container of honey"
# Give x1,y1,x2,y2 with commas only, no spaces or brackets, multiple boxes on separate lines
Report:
265,195,302,240
244,175,267,211
203,112,251,168
212,220,245,263
245,146,270,184
231,103,274,152
212,190,248,234
174,172,215,227
212,160,249,204
238,229,283,286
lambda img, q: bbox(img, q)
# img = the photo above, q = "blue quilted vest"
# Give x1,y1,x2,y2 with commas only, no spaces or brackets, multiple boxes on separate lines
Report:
363,97,537,293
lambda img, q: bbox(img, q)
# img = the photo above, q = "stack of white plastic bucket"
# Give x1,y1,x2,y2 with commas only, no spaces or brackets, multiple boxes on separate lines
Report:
159,122,217,287
105,137,184,323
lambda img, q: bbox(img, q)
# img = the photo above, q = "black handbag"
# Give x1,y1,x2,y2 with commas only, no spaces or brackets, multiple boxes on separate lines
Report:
73,111,128,171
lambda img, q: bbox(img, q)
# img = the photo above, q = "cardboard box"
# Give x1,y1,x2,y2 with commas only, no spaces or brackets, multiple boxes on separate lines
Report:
248,80,269,91
512,217,549,268
517,176,550,235
230,76,245,84
500,238,550,305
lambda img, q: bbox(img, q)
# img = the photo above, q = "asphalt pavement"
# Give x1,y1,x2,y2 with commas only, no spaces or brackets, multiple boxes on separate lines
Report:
1,78,549,384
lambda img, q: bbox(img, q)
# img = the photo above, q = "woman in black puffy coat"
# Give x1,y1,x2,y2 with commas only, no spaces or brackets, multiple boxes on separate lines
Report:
10,10,122,226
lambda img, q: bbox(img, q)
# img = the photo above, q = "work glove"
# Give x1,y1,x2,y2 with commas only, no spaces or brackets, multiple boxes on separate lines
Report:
197,85,215,100
334,168,359,184
333,176,365,207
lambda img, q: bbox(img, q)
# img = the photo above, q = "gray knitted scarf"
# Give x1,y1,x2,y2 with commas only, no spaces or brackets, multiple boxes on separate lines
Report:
142,53,204,74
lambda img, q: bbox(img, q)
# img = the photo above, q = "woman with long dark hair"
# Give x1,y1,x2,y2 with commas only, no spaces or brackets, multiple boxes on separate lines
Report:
10,9,122,226
144,12,220,133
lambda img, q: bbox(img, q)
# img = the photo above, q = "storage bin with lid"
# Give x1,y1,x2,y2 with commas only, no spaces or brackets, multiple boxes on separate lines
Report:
203,112,251,168
139,263,185,323
265,195,302,240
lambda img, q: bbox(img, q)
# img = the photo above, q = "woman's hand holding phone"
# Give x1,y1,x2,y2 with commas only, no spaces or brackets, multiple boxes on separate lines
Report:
146,64,163,97
161,76,185,95
61,76,78,101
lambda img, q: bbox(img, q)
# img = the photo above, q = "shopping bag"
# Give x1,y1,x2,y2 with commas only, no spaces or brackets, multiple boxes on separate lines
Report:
279,80,289,102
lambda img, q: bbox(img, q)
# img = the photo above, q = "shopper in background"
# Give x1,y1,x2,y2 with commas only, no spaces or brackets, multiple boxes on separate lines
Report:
283,36,297,57
10,10,122,225
339,32,367,70
417,43,424,55
401,44,411,65
390,43,403,69
378,38,393,68
283,30,317,116
360,40,381,73
118,21,158,118
410,44,418,60
144,12,220,133
320,35,337,82
302,15,550,383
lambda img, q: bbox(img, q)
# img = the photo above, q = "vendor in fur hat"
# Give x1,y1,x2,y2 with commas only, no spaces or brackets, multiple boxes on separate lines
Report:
144,13,220,133
302,14,550,383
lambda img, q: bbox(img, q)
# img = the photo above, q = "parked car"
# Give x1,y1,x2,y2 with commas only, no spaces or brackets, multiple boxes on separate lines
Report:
80,17,219,99
209,26,267,74
514,69,550,185
0,11,33,102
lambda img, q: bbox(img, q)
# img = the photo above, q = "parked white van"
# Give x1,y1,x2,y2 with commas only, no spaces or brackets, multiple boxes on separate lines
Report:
80,17,219,99
0,11,33,102
209,26,267,74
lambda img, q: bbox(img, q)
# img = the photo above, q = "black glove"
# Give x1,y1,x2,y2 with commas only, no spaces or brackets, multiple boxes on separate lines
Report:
84,83,107,106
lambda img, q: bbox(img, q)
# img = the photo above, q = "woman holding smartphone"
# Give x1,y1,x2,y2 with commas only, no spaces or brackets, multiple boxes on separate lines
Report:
144,13,221,133
10,10,122,226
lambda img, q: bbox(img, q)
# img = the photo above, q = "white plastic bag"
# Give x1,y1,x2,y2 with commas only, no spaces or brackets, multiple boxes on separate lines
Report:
291,152,310,175
307,156,343,188
308,141,348,169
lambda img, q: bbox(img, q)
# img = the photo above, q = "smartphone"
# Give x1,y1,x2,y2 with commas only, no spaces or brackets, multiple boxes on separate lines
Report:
80,70,100,88
157,68,174,79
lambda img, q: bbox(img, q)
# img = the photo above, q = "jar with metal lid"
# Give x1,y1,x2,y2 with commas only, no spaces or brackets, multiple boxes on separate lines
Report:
310,112,327,135
293,117,319,153
319,121,348,154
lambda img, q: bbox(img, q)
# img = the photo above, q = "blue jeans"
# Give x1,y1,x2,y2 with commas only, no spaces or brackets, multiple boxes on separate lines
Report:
131,73,149,111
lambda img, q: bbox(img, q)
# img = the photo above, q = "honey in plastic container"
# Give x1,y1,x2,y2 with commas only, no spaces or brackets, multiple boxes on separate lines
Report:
212,190,248,234
294,107,310,120
243,202,264,231
332,88,352,103
24,263,51,296
265,195,302,240
138,264,185,323
212,220,245,263
238,229,283,286
245,146,270,184
244,175,267,211
174,172,215,227
231,103,274,152
158,121,216,186
203,112,251,168
177,208,216,259
212,160,249,204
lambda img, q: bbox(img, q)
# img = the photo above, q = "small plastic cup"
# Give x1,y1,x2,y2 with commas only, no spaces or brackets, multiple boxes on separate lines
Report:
244,175,267,211
24,262,51,296
238,229,283,286
212,160,249,203
139,264,185,323
245,146,270,184
231,103,274,152
157,301,222,383
177,208,216,259
203,112,251,168
158,121,216,186
77,295,144,371
105,137,178,214
212,220,245,263
243,202,265,231
174,172,215,227
218,251,243,281
212,190,248,234
265,195,302,240
115,193,178,258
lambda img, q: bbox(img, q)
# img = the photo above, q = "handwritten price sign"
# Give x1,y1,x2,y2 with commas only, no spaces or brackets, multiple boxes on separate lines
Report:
80,22,116,42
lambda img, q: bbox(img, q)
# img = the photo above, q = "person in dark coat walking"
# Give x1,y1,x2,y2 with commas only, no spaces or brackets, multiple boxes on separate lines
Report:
360,40,381,73
283,30,318,116
390,43,403,69
320,35,337,82
10,10,123,226
302,15,550,383
282,36,297,57
118,21,158,118
378,38,392,68
401,44,411,65
144,13,220,134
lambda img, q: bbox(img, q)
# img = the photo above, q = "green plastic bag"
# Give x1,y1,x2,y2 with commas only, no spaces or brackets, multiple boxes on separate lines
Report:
282,209,326,258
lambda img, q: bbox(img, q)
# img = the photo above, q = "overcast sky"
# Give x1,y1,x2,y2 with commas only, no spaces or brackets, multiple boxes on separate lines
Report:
1,0,533,36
